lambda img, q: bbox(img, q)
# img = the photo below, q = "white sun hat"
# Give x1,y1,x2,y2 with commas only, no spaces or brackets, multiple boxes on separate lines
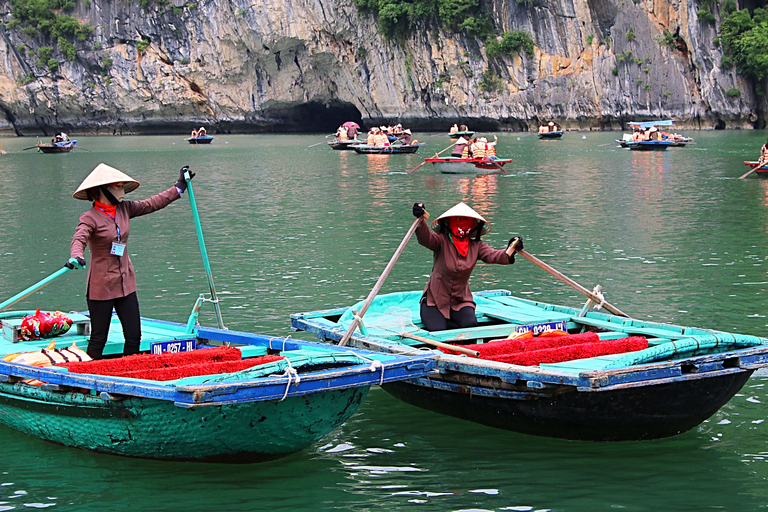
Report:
73,163,140,200
431,202,492,235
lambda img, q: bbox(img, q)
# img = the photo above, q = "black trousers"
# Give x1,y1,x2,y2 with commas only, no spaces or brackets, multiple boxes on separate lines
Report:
420,302,478,332
87,292,142,359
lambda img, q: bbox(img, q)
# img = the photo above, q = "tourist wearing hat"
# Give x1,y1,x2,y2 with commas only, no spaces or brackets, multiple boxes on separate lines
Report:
66,163,196,359
411,202,523,331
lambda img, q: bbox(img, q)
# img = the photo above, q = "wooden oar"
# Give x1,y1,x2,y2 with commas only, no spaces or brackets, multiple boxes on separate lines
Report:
508,246,631,318
0,266,73,312
400,332,479,356
339,212,429,346
21,146,39,151
307,135,334,148
739,162,764,180
407,143,457,174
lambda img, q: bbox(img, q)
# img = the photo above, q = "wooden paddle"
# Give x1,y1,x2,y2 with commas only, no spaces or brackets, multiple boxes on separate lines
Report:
339,212,429,346
307,135,335,148
507,245,631,318
400,332,480,356
21,146,39,151
739,162,764,180
407,142,457,174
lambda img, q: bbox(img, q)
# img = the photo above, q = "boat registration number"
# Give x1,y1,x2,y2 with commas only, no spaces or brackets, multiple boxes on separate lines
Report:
150,339,197,355
514,321,567,336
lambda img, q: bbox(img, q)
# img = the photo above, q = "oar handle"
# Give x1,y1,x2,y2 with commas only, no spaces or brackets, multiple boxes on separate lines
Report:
407,142,457,174
0,266,72,312
515,249,631,318
339,212,429,346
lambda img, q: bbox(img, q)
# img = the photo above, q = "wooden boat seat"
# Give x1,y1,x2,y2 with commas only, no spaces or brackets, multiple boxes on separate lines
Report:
1,313,91,344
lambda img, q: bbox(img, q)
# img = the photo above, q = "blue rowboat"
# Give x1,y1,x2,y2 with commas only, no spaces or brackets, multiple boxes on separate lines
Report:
187,135,214,144
626,140,673,150
0,303,436,462
291,289,768,441
36,140,77,153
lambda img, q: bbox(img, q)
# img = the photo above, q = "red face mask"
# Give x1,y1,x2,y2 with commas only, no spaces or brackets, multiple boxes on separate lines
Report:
448,217,477,239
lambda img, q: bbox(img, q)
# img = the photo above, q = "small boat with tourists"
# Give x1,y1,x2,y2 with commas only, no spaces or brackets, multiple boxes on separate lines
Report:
617,120,693,148
448,124,475,140
35,133,77,153
353,143,425,155
626,140,674,150
187,135,213,145
328,139,367,150
424,157,512,174
292,273,768,441
538,122,563,139
187,126,213,145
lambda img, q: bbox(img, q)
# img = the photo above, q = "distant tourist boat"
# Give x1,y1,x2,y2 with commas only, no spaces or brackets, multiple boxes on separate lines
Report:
352,143,424,154
617,120,693,148
328,139,366,150
537,130,564,139
187,135,214,144
424,157,512,174
449,130,475,140
36,140,77,153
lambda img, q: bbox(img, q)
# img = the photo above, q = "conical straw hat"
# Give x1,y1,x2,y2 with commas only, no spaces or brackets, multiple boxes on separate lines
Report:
431,202,492,235
73,163,140,200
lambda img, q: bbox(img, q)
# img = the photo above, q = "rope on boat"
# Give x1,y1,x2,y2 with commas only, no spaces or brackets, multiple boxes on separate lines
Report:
279,358,300,402
267,335,293,352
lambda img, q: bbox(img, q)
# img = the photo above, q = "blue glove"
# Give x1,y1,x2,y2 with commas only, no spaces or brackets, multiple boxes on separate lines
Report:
65,257,86,270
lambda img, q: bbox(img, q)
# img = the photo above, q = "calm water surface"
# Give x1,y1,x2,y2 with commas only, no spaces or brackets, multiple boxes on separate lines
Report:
0,130,767,511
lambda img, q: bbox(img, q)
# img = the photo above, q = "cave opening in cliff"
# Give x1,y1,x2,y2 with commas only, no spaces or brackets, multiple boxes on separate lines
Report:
266,101,364,133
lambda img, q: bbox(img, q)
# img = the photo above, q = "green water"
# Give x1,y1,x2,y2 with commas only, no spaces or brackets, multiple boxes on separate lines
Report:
0,130,768,511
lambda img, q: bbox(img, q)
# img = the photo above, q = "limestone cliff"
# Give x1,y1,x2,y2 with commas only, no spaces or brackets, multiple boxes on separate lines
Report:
0,0,762,135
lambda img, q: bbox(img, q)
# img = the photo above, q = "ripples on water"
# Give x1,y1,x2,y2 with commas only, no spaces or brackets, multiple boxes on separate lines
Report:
0,131,767,510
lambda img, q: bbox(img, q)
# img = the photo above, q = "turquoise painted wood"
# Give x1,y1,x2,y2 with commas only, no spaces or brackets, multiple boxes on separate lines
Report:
0,310,437,462
290,289,768,441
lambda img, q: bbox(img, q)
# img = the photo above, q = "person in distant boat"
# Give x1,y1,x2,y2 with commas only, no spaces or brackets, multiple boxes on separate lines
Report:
336,125,349,141
411,202,523,332
538,125,548,134
759,137,768,166
367,128,376,145
191,129,198,139
452,136,469,157
449,124,459,135
66,163,195,359
399,129,412,145
198,127,207,137
459,124,469,132
346,123,358,140
373,128,389,146
392,124,404,136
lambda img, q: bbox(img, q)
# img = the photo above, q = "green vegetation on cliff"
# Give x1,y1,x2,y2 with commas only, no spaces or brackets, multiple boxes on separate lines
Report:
6,0,93,67
720,5,768,81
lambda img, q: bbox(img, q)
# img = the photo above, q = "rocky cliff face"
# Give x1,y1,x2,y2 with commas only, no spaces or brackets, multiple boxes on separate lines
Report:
0,0,762,135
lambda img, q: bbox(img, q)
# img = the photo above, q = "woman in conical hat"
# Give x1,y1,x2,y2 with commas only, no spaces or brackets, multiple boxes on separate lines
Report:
411,202,523,331
67,163,196,359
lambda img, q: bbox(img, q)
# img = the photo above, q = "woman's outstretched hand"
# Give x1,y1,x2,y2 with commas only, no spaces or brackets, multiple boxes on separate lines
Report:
507,237,524,253
175,165,195,193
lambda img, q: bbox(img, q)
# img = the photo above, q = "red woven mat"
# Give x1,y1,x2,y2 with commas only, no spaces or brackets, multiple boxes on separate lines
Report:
59,346,285,381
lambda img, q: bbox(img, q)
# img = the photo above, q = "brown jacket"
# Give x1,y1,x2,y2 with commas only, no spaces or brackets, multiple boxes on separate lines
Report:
70,187,180,301
415,217,512,318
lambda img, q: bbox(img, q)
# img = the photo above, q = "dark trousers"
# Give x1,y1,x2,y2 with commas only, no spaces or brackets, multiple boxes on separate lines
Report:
420,302,478,332
87,292,142,359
